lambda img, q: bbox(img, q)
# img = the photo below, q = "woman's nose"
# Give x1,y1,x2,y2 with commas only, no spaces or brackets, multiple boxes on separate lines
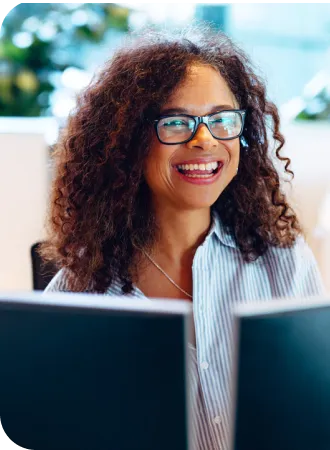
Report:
187,124,218,150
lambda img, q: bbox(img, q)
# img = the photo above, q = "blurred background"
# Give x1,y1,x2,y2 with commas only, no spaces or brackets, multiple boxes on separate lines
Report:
0,3,329,292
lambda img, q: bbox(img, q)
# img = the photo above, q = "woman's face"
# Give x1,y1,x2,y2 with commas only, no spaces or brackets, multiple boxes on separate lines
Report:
144,64,240,212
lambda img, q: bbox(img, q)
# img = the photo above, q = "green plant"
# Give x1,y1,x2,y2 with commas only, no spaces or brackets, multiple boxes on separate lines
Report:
0,3,130,116
295,89,330,121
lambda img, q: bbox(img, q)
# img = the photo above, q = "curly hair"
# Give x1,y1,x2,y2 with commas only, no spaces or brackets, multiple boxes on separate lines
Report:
40,24,302,294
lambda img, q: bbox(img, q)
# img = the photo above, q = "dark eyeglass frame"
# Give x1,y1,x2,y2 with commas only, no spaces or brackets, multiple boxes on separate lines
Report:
153,109,247,145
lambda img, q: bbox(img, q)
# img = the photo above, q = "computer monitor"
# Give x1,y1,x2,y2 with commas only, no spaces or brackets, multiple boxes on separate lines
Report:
0,291,192,450
231,296,330,450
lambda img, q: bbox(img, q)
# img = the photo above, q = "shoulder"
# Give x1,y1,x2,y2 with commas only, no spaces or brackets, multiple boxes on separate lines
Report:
43,268,71,293
265,234,317,265
43,268,137,297
263,235,326,297
43,268,91,293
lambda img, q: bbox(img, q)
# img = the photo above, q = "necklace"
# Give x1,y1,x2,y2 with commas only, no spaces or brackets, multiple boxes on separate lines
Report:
142,250,193,299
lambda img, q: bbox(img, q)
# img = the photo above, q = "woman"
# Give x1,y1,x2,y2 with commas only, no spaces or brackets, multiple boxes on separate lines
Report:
42,26,325,450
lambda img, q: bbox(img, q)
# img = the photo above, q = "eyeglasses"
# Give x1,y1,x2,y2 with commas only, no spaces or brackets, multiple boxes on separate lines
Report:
153,109,246,145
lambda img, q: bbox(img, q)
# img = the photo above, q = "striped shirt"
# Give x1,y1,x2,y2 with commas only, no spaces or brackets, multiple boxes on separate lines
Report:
44,211,325,450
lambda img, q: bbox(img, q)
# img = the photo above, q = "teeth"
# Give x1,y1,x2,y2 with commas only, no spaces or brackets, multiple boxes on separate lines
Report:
177,162,219,171
185,173,213,178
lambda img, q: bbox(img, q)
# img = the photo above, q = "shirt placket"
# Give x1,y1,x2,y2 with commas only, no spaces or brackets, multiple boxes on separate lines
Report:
192,244,224,449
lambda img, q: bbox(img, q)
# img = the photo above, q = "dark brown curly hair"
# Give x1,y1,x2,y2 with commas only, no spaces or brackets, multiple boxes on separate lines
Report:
40,24,302,294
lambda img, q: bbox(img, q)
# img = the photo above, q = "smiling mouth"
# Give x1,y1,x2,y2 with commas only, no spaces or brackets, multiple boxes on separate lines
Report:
174,161,223,178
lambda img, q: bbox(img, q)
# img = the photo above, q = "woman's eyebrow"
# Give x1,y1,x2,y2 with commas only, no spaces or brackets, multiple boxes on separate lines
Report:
160,104,235,115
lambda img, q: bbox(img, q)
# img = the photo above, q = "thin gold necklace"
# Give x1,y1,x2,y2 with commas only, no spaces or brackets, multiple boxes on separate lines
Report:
142,250,193,299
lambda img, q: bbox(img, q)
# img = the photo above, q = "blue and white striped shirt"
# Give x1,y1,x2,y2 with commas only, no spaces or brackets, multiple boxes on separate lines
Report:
44,211,325,450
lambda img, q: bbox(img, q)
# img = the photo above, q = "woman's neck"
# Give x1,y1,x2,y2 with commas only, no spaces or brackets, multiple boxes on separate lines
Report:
151,205,212,266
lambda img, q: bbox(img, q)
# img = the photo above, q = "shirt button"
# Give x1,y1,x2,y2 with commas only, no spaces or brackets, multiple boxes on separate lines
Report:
200,361,209,370
213,416,221,425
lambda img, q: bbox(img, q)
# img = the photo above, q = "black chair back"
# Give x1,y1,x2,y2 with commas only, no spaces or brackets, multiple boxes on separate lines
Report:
31,242,57,291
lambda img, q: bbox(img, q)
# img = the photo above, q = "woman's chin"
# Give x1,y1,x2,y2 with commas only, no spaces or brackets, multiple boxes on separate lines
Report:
176,192,222,210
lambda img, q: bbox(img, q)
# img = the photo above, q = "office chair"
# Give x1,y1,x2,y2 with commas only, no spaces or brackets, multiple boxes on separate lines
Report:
31,242,57,290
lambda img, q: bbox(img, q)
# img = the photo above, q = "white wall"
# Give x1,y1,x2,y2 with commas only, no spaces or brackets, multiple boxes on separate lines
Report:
281,122,329,233
280,121,330,291
0,118,56,291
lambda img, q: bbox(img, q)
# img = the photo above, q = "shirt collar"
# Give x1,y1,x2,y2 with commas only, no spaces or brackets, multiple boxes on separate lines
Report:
208,209,238,249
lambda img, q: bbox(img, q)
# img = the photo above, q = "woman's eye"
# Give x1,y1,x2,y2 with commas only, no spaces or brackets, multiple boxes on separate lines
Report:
211,118,232,125
163,120,187,127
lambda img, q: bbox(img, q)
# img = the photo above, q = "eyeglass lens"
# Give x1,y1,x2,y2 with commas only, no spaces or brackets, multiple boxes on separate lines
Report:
157,111,243,144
